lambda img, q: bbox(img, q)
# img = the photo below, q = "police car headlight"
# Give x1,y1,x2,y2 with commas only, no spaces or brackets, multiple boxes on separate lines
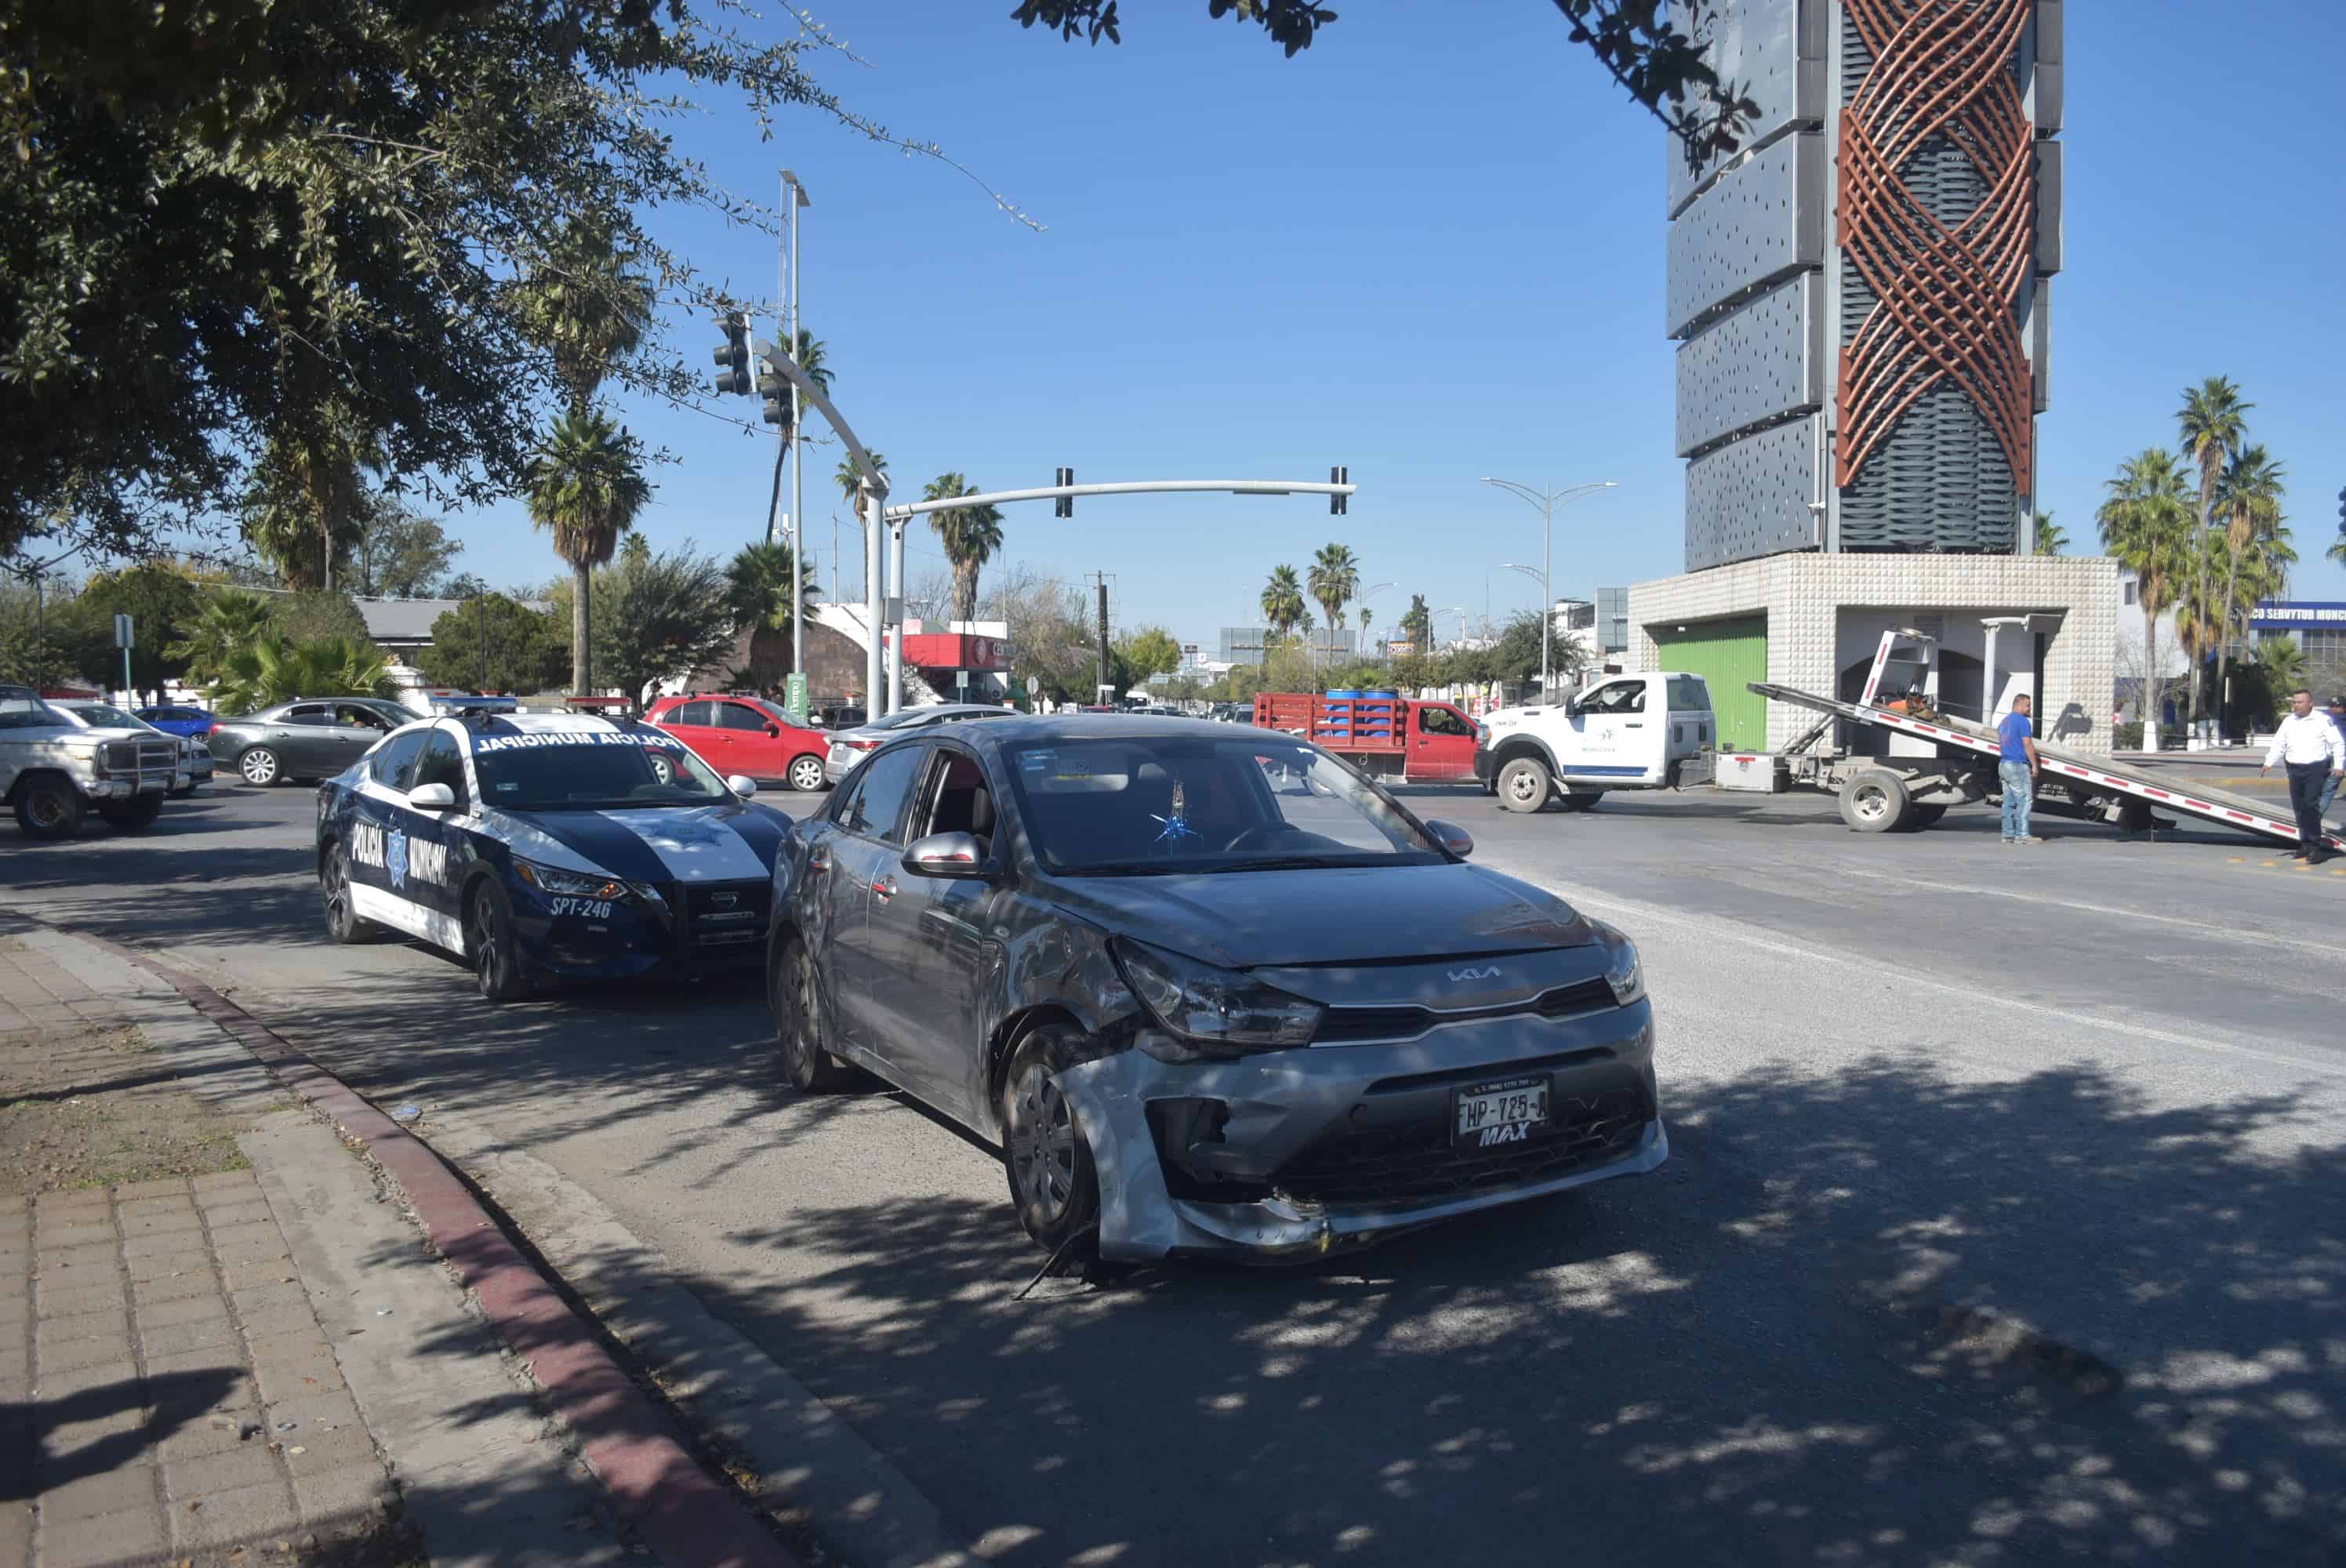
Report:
513,858,626,900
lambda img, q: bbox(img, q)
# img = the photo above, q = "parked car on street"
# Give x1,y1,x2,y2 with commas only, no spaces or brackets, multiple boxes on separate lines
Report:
314,711,794,1001
767,713,1665,1265
0,685,177,837
646,694,831,793
821,702,1020,787
1252,692,1484,782
136,704,220,741
209,697,415,787
813,703,866,730
56,700,212,797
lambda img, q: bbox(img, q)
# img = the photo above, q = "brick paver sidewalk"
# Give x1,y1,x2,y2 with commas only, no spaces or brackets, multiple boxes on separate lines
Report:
2,939,402,1567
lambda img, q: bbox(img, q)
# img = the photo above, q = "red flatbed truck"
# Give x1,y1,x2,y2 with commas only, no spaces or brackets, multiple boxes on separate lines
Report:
1250,693,1483,782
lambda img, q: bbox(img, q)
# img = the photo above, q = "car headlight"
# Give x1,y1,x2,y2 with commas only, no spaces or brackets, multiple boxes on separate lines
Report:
512,858,626,900
1114,938,1324,1062
1588,918,1645,1007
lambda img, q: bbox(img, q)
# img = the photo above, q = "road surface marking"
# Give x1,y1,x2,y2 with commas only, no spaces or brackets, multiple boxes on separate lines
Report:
1818,865,2339,957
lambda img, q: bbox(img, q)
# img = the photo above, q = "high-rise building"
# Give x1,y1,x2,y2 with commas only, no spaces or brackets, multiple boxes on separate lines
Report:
1630,0,2115,755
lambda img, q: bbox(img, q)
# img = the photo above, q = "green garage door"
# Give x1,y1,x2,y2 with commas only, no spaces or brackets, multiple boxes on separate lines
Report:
1651,615,1769,752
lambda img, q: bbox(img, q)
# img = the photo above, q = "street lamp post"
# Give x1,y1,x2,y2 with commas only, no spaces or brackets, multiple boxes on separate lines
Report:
1480,477,1617,702
781,169,811,687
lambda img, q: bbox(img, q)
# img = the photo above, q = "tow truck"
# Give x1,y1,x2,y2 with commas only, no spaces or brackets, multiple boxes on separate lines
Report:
1725,629,2341,849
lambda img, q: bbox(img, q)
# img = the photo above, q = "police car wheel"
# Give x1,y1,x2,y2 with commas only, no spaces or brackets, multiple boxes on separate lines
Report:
467,883,532,1003
774,937,850,1091
320,851,377,945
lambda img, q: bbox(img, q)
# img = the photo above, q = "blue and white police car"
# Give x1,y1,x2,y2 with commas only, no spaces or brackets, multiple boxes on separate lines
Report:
314,710,794,1001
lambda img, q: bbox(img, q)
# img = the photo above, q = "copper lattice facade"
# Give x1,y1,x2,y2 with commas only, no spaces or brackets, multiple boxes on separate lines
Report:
1666,0,2061,571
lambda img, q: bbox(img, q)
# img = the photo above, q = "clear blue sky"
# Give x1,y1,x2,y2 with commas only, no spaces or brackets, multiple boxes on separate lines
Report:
445,0,2346,644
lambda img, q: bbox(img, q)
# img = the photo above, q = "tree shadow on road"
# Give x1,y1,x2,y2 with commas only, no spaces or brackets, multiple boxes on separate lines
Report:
673,1055,2346,1567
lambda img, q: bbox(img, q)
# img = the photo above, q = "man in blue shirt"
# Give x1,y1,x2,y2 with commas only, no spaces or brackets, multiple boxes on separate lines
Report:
1997,694,2041,844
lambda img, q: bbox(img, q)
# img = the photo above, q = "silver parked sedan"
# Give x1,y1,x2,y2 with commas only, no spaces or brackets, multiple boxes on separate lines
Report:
769,715,1665,1265
209,697,416,786
819,702,1019,786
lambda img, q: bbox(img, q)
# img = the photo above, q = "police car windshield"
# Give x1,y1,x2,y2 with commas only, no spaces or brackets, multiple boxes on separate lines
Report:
471,731,731,810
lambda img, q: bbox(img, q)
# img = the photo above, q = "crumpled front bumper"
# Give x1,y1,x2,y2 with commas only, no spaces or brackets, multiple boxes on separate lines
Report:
1056,1000,1665,1264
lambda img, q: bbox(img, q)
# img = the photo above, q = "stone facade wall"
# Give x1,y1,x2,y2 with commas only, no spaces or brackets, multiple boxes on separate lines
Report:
1629,554,2119,753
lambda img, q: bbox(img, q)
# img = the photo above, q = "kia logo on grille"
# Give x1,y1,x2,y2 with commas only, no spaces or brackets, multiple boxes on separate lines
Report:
709,892,739,909
1447,966,1502,983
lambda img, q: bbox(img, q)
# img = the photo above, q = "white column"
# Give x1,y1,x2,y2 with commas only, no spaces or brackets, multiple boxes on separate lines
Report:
862,488,883,714
887,523,906,715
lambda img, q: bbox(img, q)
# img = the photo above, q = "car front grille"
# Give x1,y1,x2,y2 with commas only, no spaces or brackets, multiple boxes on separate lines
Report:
1313,978,1618,1044
675,879,770,953
1271,1087,1650,1208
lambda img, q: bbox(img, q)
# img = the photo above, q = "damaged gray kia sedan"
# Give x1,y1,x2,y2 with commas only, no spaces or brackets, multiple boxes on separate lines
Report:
768,714,1665,1265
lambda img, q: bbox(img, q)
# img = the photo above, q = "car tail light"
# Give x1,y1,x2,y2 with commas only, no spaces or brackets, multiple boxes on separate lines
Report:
845,737,881,751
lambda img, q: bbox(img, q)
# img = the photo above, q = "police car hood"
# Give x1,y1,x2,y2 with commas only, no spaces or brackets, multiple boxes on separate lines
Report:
481,801,790,884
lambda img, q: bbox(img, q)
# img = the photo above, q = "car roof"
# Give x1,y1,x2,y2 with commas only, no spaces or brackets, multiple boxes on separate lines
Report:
894,713,1269,754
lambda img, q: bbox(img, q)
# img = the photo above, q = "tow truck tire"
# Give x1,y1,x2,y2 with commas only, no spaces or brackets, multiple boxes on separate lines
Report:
1496,757,1555,814
999,1023,1104,1261
96,795,164,833
1840,768,1911,833
1906,804,1947,829
1557,790,1605,813
13,774,84,840
774,935,851,1091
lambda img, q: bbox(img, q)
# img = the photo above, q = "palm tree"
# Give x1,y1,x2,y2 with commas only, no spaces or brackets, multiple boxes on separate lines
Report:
834,450,887,508
515,220,653,694
166,589,279,685
2031,512,2067,556
240,401,380,591
1402,593,1431,652
209,636,395,714
725,540,822,678
526,408,652,695
2212,445,2287,728
1307,543,1360,655
1260,565,1306,638
920,473,1006,625
2175,376,2253,722
2097,448,2195,738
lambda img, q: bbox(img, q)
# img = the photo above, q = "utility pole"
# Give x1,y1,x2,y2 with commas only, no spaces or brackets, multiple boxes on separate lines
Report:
1480,477,1618,702
1092,572,1113,701
782,170,810,686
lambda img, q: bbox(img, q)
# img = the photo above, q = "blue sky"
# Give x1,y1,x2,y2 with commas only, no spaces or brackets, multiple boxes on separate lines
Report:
445,0,2346,643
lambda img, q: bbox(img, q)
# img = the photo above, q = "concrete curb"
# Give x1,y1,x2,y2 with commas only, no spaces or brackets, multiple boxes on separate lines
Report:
78,929,800,1568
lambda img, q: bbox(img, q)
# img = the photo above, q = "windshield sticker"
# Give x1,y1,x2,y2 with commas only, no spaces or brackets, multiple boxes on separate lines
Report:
473,731,686,754
1019,750,1051,773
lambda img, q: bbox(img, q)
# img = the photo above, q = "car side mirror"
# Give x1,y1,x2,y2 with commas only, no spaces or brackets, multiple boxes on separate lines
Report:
765,722,781,737
903,830,986,878
409,782,457,811
728,774,758,798
1424,818,1474,858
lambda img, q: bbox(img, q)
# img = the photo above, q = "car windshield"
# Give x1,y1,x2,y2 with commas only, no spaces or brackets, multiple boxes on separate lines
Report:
66,703,149,730
0,692,64,731
471,729,732,810
1002,734,1443,875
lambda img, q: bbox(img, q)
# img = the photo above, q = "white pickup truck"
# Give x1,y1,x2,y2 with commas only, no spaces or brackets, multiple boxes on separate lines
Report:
1472,672,1718,813
0,685,178,838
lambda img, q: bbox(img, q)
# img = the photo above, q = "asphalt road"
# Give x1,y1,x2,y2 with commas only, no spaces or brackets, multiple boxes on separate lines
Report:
5,775,2342,1566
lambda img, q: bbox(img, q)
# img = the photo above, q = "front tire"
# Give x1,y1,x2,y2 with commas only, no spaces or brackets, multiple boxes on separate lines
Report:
238,747,281,787
465,881,531,1003
320,850,377,945
96,795,164,832
13,775,84,840
773,936,850,1091
1840,767,1912,833
998,1025,1103,1258
1495,757,1554,815
787,755,826,793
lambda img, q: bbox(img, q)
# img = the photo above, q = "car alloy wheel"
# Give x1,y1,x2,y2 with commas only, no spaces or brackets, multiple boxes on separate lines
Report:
239,747,281,786
467,884,528,1003
788,755,826,793
1009,1060,1078,1225
321,853,372,944
775,938,848,1091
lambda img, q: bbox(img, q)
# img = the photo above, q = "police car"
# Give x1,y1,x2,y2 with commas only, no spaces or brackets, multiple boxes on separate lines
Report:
314,710,793,1001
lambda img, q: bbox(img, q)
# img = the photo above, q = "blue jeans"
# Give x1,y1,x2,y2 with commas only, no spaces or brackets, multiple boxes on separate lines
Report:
1999,760,2033,839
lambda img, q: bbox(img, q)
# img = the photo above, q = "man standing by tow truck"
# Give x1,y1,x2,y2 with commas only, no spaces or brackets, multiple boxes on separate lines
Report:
1997,693,2042,845
2261,688,2345,864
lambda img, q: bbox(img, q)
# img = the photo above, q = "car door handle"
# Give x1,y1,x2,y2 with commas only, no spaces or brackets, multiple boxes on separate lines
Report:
1625,721,1646,728
807,847,830,871
872,875,896,903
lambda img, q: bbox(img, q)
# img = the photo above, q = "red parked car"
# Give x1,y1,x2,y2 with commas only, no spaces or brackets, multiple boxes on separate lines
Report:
645,694,832,792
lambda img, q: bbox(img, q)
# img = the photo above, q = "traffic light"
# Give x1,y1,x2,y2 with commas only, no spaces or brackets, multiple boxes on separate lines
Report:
1055,467,1073,518
757,341,791,426
711,310,750,397
1330,465,1349,517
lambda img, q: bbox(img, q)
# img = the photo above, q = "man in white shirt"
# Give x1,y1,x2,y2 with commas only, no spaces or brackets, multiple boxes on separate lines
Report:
2261,688,2346,862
